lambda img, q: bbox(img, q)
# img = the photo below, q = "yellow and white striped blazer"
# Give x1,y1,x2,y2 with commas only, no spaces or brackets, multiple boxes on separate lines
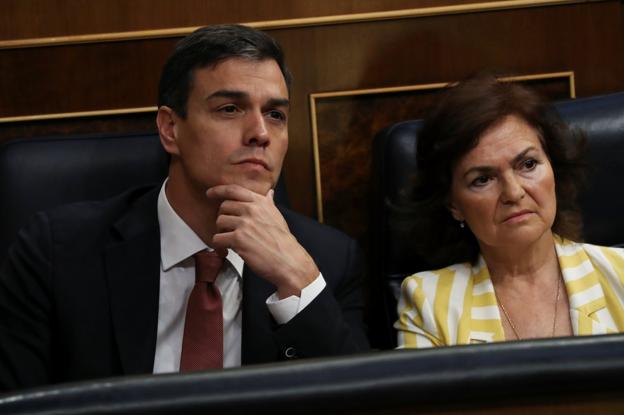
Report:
396,235,624,348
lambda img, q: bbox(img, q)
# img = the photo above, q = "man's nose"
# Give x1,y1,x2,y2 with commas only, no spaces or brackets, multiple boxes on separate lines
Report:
244,111,270,147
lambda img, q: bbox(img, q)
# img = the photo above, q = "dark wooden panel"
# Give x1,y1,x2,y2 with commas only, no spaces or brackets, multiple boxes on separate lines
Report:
0,113,157,143
0,38,174,116
0,1,623,225
315,78,572,254
0,0,498,40
276,1,624,219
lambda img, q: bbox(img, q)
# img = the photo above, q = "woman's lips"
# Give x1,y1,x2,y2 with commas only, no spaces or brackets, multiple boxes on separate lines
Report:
503,210,534,223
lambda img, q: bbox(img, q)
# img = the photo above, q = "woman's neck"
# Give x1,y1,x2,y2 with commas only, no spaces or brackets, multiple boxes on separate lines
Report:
480,229,558,284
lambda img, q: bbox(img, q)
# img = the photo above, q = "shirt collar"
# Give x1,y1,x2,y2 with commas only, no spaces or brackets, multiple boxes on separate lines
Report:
157,179,244,275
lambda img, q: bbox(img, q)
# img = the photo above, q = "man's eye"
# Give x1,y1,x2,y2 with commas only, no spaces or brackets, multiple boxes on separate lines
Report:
219,105,238,113
267,110,286,121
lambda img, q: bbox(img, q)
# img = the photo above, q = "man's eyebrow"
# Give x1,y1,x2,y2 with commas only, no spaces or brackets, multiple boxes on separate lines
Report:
266,98,290,108
206,90,289,108
206,89,248,100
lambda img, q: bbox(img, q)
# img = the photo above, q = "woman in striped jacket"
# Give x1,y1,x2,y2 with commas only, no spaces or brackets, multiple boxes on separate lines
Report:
396,75,624,348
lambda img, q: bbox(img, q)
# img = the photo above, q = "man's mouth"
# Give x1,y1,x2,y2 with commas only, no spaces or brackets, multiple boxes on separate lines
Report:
235,158,270,171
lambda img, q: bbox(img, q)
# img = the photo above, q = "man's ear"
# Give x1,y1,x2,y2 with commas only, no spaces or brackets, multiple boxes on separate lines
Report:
156,106,180,156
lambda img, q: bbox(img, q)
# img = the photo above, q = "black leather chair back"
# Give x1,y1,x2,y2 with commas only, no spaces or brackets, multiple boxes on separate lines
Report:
0,132,289,264
557,93,624,247
372,120,425,300
0,132,169,264
371,91,624,345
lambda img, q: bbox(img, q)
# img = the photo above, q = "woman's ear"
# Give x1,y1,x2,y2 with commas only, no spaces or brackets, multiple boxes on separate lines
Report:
156,106,181,156
447,201,464,222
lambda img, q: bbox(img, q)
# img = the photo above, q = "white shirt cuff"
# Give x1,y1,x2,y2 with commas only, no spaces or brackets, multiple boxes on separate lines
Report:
265,273,326,325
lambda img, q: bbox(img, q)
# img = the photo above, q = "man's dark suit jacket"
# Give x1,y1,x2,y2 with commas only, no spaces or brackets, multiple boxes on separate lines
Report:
0,186,368,391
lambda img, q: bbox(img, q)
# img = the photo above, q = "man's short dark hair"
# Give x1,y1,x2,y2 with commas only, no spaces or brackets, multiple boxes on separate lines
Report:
157,24,292,118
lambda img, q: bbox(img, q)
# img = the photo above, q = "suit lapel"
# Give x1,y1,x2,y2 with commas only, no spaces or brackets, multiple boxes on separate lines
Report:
241,266,277,364
105,189,161,375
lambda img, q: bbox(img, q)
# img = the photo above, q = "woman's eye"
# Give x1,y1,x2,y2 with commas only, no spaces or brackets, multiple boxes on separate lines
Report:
522,159,538,170
471,176,490,187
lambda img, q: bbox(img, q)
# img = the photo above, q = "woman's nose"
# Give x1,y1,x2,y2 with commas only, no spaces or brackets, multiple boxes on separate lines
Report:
500,173,526,203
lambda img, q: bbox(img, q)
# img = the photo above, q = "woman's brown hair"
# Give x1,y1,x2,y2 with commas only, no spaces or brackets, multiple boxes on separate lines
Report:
397,74,586,268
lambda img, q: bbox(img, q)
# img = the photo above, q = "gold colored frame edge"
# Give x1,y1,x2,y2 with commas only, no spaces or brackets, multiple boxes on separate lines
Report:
0,0,596,50
309,71,575,222
0,0,584,123
0,106,157,124
0,73,577,125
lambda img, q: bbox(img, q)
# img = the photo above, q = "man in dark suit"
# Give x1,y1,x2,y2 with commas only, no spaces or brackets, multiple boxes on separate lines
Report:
0,25,368,391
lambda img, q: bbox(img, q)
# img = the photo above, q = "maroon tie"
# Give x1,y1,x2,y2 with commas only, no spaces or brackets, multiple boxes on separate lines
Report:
180,250,224,371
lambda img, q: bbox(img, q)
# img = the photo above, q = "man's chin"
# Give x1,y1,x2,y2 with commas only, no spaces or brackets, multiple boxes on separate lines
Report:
228,179,274,196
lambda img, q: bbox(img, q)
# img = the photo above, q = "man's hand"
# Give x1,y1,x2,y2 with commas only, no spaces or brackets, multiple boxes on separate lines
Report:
206,184,319,299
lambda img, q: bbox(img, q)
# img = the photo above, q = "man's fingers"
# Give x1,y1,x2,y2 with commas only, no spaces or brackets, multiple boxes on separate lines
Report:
218,200,248,217
211,232,230,250
212,231,238,252
206,184,257,202
215,214,243,233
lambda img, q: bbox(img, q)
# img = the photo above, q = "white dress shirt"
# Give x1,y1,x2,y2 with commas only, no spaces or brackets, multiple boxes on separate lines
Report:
153,180,325,373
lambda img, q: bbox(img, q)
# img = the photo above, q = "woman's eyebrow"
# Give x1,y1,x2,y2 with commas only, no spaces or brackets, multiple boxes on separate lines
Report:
461,146,538,179
462,165,495,179
511,146,537,164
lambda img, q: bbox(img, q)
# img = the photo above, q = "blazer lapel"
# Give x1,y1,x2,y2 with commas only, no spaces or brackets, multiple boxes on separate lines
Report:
105,189,161,375
556,237,617,335
563,269,611,335
241,266,277,364
467,258,505,344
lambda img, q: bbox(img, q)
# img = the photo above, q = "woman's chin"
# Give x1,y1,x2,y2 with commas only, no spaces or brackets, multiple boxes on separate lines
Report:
501,226,553,249
478,225,553,252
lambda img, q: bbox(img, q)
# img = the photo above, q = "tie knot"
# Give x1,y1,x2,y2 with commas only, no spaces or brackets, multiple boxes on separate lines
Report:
194,250,225,283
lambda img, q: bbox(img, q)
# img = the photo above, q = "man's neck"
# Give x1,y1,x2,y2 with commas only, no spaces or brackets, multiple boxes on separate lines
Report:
164,177,218,245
